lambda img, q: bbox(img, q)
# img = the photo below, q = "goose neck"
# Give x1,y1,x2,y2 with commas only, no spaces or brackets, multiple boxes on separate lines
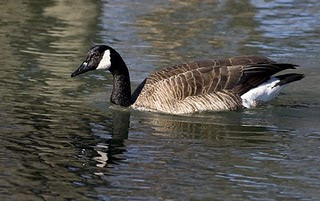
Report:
110,66,132,107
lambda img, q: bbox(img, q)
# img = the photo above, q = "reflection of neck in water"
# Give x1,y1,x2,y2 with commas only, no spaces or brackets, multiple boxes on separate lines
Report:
93,109,130,168
111,109,130,140
76,109,130,169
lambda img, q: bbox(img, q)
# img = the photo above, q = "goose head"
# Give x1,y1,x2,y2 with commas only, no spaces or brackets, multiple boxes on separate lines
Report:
71,45,132,107
71,45,126,77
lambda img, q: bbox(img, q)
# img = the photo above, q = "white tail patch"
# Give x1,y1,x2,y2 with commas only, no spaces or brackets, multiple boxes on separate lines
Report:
241,77,284,108
96,49,111,70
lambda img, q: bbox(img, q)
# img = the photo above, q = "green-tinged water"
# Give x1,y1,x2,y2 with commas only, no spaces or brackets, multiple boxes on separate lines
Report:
1,0,320,200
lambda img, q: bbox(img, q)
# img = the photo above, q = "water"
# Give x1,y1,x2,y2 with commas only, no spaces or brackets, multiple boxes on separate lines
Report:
0,0,320,200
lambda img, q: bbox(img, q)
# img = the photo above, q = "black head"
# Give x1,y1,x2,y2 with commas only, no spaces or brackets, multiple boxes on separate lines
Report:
71,45,121,77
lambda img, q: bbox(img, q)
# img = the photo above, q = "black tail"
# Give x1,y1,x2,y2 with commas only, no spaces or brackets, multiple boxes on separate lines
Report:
236,63,299,95
275,73,305,87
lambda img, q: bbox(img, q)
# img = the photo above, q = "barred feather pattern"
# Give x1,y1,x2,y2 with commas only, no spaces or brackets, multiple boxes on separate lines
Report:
131,55,297,114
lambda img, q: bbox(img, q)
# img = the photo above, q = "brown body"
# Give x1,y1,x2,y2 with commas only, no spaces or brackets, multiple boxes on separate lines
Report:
131,55,296,114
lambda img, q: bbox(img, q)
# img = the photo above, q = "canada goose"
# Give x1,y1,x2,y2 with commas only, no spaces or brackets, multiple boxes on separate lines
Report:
71,45,304,114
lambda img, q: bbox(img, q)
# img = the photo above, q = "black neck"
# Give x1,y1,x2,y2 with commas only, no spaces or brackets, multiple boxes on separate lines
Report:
109,58,132,107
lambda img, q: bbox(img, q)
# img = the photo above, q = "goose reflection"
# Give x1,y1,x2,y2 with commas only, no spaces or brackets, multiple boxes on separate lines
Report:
83,106,281,170
94,109,130,168
132,110,282,143
77,109,130,169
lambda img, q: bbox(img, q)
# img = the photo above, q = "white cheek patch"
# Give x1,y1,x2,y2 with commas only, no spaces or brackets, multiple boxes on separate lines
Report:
96,49,111,70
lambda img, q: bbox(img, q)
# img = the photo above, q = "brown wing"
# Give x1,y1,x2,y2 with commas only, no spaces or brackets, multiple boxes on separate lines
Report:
145,55,275,86
135,55,294,98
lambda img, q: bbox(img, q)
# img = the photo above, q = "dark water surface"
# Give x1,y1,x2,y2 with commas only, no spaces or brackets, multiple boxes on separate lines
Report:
1,0,320,200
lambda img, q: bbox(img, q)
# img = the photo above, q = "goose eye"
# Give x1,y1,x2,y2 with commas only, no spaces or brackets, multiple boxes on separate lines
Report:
89,52,99,59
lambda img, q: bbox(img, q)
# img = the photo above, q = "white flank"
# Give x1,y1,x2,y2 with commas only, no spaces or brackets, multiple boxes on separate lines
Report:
241,77,284,108
96,49,111,70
